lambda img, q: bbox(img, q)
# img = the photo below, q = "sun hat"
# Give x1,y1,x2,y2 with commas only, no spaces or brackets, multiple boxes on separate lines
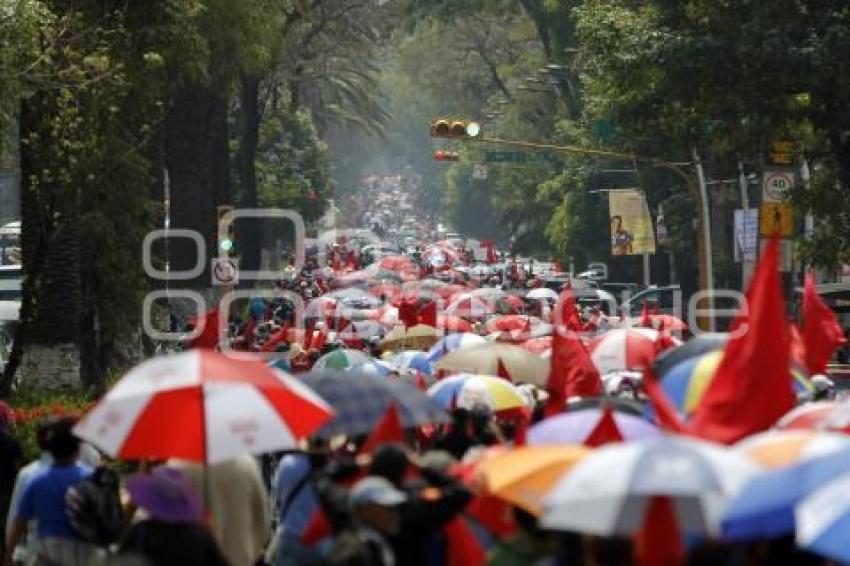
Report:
126,466,203,523
349,476,407,510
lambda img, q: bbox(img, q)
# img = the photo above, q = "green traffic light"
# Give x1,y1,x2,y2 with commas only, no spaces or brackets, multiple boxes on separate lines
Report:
219,238,234,252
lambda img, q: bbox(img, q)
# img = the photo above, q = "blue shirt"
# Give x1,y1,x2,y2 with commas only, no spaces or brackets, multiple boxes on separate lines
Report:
272,453,316,537
16,464,93,540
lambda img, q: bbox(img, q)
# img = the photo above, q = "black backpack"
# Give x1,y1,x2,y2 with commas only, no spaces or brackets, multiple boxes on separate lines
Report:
65,467,126,546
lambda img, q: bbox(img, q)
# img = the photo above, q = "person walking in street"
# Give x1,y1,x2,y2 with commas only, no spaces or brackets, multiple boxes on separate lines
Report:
3,418,101,566
170,454,269,566
326,476,406,566
119,466,228,566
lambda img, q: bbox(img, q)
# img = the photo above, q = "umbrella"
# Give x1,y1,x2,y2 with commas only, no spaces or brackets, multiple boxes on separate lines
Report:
73,350,334,464
391,350,434,376
734,430,850,469
348,359,398,378
520,336,552,356
652,334,728,378
437,315,474,333
301,369,449,438
426,333,488,363
477,445,590,516
486,315,541,333
428,374,528,412
587,328,677,375
526,288,558,301
542,436,760,537
314,348,371,370
434,343,550,386
369,306,399,327
775,401,850,434
528,408,660,446
661,350,814,416
368,283,403,302
445,293,493,319
721,446,850,542
380,324,442,351
376,255,416,273
498,294,526,313
796,466,850,563
566,396,645,416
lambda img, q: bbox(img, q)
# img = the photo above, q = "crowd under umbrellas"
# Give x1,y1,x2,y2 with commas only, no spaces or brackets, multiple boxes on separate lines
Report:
4,230,850,566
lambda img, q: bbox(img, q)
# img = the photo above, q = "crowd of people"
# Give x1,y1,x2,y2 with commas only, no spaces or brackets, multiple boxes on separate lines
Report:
2,178,849,566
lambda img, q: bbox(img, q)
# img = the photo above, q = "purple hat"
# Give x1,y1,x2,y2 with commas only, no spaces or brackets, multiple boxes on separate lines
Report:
127,466,203,523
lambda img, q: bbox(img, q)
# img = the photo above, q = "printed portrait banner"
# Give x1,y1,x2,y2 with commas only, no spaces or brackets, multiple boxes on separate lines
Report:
608,189,656,256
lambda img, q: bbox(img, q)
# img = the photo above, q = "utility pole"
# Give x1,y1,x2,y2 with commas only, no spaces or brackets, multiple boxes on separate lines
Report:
474,135,714,330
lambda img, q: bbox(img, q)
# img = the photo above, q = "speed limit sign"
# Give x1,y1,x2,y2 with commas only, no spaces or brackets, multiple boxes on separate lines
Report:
762,170,795,203
212,257,239,286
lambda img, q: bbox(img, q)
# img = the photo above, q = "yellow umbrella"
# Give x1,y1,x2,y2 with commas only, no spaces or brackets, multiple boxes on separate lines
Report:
477,445,589,516
379,324,441,352
433,343,549,385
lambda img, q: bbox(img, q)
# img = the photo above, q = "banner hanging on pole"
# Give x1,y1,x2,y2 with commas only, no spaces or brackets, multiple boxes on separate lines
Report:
608,189,656,256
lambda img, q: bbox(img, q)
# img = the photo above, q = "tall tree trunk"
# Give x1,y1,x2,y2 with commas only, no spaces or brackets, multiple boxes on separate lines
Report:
165,84,217,289
210,93,232,207
238,73,262,274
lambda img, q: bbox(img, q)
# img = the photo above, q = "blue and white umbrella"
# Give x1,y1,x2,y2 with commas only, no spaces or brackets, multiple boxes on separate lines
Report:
392,350,434,377
796,466,850,563
722,446,850,543
542,436,759,537
426,333,488,363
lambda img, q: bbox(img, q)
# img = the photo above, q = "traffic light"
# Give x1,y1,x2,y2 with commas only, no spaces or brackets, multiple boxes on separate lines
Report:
429,118,482,140
434,150,460,161
216,205,235,255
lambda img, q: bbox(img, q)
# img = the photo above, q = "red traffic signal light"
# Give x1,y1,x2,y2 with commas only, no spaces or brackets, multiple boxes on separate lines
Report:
434,150,460,161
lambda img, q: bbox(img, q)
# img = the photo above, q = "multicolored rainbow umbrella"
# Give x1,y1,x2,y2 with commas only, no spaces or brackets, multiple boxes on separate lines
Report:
661,349,814,415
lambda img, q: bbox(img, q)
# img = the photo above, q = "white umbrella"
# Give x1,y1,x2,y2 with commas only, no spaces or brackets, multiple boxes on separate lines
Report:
542,436,760,536
526,288,558,301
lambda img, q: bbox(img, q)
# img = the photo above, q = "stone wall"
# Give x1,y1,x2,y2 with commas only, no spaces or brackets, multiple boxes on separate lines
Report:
18,343,81,391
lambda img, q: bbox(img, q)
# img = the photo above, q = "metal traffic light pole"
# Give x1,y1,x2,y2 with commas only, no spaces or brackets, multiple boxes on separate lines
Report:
471,134,714,331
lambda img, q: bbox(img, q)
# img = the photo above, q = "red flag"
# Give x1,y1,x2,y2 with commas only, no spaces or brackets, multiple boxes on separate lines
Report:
260,321,290,352
312,327,327,352
301,510,332,546
302,320,315,350
803,272,846,374
513,413,529,446
634,496,685,566
689,236,794,444
358,403,406,456
415,371,428,391
584,405,624,447
398,299,419,328
545,321,602,416
789,324,806,368
443,518,486,566
640,300,652,328
418,301,438,328
496,358,513,382
188,309,221,350
643,374,687,434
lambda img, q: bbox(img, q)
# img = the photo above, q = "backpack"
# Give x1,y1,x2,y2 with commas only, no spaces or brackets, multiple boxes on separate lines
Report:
65,467,126,546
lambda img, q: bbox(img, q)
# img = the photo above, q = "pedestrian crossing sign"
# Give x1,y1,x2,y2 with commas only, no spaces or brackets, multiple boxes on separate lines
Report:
759,203,794,237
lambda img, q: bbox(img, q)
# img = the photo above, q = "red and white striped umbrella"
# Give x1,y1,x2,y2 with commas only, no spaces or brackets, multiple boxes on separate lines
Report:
74,350,333,464
587,328,679,375
775,401,850,434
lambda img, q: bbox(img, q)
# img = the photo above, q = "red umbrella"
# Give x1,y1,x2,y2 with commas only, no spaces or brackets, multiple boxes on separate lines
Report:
498,294,526,313
73,350,334,463
487,315,538,333
377,255,416,273
438,315,474,333
587,328,679,375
